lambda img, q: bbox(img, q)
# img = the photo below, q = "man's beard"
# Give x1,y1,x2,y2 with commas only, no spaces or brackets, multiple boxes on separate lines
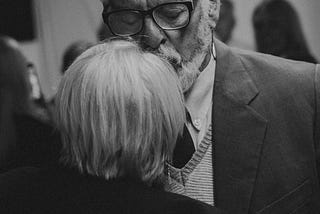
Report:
151,21,212,93
153,45,198,93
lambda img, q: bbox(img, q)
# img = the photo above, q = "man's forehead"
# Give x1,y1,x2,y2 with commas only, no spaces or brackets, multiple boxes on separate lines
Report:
102,0,191,10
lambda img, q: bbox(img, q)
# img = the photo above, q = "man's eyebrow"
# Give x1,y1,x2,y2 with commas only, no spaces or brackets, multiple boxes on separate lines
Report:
103,2,117,13
104,1,144,10
103,0,122,10
103,2,125,11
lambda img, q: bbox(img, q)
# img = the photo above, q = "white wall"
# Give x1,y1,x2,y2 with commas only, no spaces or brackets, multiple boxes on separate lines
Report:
230,0,320,61
21,0,102,99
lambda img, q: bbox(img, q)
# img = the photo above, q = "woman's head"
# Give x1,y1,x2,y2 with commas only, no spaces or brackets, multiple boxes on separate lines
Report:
0,36,31,113
55,39,185,185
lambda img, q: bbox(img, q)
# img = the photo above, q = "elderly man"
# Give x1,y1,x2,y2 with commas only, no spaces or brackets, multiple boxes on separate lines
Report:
100,0,320,213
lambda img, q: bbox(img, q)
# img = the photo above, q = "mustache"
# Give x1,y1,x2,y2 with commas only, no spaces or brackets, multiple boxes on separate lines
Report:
151,45,183,72
132,35,184,71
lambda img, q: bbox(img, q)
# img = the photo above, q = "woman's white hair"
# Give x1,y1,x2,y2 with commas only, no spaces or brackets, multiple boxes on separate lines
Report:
55,38,185,185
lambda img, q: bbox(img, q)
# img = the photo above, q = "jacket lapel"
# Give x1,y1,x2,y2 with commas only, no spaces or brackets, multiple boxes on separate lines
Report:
213,40,267,213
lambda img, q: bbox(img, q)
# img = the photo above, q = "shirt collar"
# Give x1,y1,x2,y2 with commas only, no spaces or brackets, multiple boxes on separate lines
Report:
184,44,216,130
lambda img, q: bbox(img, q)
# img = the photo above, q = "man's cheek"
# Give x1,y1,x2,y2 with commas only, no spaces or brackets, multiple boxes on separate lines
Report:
164,33,187,56
165,30,183,43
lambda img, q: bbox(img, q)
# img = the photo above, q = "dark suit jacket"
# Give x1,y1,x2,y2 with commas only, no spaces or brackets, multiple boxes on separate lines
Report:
0,166,225,214
0,113,61,173
212,39,320,213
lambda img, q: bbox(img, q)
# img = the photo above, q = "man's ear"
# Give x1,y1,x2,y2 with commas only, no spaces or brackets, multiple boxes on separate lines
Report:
208,0,221,28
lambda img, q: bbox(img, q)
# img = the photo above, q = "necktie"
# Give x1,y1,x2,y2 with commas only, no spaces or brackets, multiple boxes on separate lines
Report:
172,124,195,168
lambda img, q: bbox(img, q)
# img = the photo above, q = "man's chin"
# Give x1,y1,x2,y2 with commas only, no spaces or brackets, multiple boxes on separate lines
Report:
181,83,193,94
178,58,202,93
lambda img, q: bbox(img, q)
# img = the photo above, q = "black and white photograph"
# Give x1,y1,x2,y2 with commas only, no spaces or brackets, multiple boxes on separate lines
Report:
1,0,320,213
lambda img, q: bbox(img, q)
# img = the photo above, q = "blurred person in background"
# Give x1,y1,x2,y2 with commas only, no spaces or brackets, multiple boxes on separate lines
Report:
61,40,94,73
0,39,224,214
97,22,112,41
253,0,317,63
214,0,235,44
26,62,51,121
47,40,93,117
0,36,60,173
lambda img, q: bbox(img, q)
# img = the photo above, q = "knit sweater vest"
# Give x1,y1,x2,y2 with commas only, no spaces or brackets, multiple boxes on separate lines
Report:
165,124,214,206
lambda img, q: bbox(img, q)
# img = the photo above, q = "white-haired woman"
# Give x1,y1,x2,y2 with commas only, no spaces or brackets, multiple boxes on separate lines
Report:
0,39,223,214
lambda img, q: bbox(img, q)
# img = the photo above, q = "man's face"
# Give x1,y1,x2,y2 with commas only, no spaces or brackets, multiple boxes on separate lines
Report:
101,0,218,92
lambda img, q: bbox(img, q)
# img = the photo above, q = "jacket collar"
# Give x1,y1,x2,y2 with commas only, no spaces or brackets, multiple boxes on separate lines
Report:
212,39,267,213
214,39,259,105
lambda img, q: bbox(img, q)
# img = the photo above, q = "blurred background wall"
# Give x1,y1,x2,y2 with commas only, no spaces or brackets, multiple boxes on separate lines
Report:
20,0,102,99
4,0,319,99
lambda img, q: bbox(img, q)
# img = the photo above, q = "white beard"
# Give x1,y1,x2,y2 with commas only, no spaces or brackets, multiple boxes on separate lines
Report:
177,52,204,93
155,32,212,92
150,1,214,92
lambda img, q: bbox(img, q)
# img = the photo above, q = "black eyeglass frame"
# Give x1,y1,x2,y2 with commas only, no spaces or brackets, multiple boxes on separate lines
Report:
102,1,194,36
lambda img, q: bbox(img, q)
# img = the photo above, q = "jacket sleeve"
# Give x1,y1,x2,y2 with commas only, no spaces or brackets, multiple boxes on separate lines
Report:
315,64,320,180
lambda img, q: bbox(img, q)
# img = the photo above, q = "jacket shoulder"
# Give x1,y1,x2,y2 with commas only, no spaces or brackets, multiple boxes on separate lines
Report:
233,48,316,80
232,48,317,102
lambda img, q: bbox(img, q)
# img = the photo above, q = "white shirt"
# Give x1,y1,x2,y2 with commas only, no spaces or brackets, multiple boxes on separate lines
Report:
185,44,216,149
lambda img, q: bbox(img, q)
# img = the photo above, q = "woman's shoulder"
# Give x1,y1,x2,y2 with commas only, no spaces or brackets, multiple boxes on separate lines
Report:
0,167,225,214
0,167,42,201
123,183,224,214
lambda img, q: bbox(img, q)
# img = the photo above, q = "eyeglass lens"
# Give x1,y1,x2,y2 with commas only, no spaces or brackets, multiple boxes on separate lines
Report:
153,3,190,29
107,3,190,36
108,11,143,36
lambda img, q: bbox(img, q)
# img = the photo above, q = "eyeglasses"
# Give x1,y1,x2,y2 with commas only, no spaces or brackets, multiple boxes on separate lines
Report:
102,2,194,36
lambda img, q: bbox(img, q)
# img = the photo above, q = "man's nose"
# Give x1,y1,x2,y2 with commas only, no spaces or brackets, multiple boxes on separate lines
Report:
139,17,167,50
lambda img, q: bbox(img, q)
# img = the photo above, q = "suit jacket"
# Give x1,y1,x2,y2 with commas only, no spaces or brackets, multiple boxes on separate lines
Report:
0,166,225,214
212,39,320,213
0,113,61,173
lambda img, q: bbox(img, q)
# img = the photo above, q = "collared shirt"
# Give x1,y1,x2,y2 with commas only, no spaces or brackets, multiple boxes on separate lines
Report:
165,45,216,206
185,44,216,149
